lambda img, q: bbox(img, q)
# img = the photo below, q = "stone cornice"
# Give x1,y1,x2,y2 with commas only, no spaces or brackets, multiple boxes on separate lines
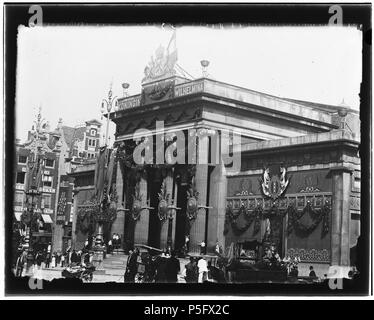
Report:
112,78,338,130
239,129,360,155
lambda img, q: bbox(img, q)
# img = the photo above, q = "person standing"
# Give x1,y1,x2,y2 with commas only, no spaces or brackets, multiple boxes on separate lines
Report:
165,251,180,283
36,251,43,270
185,235,190,253
45,252,50,269
51,252,56,268
125,248,138,283
108,239,113,254
200,241,206,255
155,252,168,283
60,253,65,267
16,250,27,277
309,266,317,278
197,257,208,283
71,250,78,266
184,257,198,283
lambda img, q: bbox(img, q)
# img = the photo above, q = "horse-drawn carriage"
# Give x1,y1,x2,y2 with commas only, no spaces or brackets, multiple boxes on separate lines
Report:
133,244,163,283
61,263,96,282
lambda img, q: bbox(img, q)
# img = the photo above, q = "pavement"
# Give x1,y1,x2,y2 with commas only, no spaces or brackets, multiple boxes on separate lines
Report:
26,254,190,283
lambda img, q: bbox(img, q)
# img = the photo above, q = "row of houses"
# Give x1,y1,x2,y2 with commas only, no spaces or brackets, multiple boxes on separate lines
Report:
14,109,102,254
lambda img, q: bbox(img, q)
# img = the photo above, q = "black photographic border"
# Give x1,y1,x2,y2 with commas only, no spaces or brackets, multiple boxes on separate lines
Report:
4,2,372,297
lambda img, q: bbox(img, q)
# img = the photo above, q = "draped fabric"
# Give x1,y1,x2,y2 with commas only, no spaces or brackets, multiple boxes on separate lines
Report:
106,150,116,194
94,146,110,201
94,146,116,202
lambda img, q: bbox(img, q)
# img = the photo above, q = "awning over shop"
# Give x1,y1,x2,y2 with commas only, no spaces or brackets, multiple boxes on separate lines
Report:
41,214,53,224
14,212,22,222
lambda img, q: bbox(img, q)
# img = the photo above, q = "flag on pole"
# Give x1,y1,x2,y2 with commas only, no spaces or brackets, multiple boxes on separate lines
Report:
94,146,109,201
166,29,177,71
94,146,116,202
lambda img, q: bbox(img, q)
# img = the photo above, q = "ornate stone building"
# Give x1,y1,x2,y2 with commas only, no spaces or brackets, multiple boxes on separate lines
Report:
105,41,360,277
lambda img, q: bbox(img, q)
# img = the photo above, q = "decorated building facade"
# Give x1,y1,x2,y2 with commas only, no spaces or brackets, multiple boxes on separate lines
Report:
105,42,360,277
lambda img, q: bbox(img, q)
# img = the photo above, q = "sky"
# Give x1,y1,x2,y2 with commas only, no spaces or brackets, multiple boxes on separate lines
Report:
16,25,362,143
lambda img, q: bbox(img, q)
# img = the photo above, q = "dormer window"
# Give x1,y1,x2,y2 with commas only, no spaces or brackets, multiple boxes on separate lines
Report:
90,129,96,136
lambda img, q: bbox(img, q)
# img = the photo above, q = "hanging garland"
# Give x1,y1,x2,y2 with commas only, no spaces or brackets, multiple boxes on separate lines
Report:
225,200,330,239
287,201,330,238
225,204,263,236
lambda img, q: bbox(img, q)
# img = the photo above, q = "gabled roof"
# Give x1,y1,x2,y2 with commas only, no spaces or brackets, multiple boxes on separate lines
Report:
85,119,102,126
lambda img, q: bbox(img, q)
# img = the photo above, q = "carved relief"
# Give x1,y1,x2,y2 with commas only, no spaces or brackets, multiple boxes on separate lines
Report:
142,44,177,83
235,178,253,196
299,174,321,193
157,180,170,222
350,196,360,211
286,248,330,263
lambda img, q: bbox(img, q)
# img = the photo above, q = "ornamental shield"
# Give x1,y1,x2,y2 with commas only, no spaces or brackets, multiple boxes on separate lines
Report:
186,197,198,220
261,165,290,200
131,198,142,220
158,199,169,221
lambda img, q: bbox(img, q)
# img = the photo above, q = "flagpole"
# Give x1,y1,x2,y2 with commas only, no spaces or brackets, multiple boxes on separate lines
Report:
91,84,118,270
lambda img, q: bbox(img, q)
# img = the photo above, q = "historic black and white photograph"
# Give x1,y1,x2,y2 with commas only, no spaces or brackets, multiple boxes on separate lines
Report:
4,3,370,297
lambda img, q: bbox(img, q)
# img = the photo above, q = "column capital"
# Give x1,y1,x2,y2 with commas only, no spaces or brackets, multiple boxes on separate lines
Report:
328,166,354,175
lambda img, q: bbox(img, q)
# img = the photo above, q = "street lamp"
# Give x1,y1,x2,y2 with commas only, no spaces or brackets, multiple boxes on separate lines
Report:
200,59,210,78
101,84,118,147
122,82,130,97
21,185,41,272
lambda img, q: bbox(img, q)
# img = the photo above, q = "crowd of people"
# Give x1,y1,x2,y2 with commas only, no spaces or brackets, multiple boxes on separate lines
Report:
14,242,95,277
123,243,226,284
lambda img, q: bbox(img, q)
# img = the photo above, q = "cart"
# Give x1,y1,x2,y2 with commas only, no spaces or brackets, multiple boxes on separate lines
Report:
62,264,95,282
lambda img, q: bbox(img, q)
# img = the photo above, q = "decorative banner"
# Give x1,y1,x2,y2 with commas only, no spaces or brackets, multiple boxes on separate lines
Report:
186,177,199,221
56,188,67,224
141,79,175,105
157,181,170,222
130,184,143,221
56,176,73,225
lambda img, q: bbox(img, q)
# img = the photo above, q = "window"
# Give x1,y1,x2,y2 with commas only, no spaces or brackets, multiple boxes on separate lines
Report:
43,175,53,187
42,195,52,209
91,129,96,136
18,155,27,164
14,192,24,206
16,172,26,184
45,159,54,168
92,139,95,147
88,139,92,146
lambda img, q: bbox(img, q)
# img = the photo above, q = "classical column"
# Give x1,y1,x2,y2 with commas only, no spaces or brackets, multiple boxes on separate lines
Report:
160,168,174,249
134,170,149,245
111,162,126,245
189,134,209,253
207,163,227,253
330,167,352,267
